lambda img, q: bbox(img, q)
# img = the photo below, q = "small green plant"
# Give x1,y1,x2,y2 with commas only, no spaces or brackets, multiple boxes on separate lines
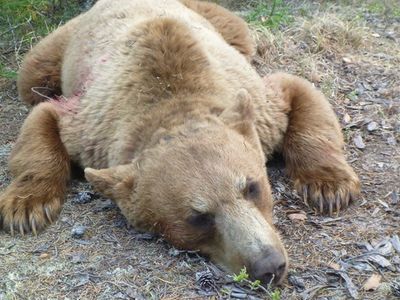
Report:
0,63,17,80
233,266,250,282
270,289,281,300
246,0,293,29
250,279,261,290
346,90,358,101
231,267,281,299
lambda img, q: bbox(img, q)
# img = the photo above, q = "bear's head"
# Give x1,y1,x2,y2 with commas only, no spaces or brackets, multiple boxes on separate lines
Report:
85,90,288,285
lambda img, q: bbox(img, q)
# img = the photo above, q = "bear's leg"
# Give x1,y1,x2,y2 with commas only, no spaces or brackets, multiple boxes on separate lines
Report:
0,103,70,235
264,73,360,215
180,0,255,59
17,17,79,105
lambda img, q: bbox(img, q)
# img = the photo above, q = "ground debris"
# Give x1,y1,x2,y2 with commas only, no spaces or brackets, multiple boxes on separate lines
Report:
94,199,116,212
67,273,91,288
288,273,306,292
133,232,156,240
31,243,50,254
222,285,250,299
363,274,381,291
392,279,400,297
326,270,359,299
195,269,217,295
389,190,399,205
367,121,378,132
354,238,395,269
71,225,87,239
72,191,96,204
288,211,308,222
387,136,397,145
392,235,400,254
300,284,335,300
70,252,87,264
353,134,366,149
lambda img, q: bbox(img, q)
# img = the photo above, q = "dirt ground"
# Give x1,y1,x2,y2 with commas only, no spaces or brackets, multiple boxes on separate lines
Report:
0,1,399,299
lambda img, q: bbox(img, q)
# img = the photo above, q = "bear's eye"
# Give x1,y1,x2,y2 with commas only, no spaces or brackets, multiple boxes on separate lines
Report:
244,179,260,200
187,211,215,230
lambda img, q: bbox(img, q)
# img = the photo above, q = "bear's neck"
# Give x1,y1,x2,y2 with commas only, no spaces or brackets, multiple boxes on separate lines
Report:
111,99,226,166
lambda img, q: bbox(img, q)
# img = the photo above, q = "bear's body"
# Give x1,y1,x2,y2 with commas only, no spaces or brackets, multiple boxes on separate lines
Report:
57,0,286,169
0,0,360,285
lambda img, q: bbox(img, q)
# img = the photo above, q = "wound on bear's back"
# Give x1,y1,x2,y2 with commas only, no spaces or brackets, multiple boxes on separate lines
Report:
48,94,80,116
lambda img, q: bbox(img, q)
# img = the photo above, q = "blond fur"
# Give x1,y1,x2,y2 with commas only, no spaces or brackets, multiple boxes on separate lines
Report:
1,0,360,284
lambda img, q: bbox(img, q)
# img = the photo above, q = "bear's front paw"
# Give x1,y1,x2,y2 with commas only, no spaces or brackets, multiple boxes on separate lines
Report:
294,166,360,216
0,181,63,235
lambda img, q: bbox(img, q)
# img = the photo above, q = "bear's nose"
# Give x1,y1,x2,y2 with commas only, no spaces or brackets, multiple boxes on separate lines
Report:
249,248,287,285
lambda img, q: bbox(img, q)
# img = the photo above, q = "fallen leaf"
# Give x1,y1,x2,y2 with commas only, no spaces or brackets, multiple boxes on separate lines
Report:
288,213,307,222
363,274,381,291
39,253,50,259
328,262,341,270
343,57,353,63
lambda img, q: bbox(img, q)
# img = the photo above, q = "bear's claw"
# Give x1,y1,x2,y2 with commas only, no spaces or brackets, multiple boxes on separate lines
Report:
297,175,360,216
0,184,62,236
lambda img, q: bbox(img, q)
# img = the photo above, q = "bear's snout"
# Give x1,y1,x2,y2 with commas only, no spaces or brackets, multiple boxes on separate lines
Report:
249,248,287,285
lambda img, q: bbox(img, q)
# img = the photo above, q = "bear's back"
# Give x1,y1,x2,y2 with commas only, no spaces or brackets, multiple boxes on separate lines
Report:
61,0,263,102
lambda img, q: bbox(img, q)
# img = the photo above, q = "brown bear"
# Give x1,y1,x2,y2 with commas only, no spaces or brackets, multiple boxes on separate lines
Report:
0,0,360,285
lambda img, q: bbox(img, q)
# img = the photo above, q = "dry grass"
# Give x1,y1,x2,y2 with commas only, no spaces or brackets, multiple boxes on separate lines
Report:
0,1,399,299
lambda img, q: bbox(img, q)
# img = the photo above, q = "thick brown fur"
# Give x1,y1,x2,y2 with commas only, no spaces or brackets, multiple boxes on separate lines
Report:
180,0,256,59
264,73,360,215
1,0,360,284
0,103,70,235
17,16,82,105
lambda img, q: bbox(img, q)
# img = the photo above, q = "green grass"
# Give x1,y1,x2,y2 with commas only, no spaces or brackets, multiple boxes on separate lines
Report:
0,0,84,81
233,267,250,282
231,267,281,299
365,1,400,17
0,0,82,38
246,0,293,29
0,62,18,80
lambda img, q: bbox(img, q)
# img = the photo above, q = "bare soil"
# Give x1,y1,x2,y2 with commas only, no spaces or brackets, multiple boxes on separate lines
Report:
0,1,399,299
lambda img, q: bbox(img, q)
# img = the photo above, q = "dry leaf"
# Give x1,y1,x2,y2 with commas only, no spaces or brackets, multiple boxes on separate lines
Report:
39,253,50,259
343,113,351,124
342,56,352,63
288,213,307,222
327,262,341,270
363,274,381,291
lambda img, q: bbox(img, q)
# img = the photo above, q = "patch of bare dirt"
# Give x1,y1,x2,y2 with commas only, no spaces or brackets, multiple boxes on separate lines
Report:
1,1,399,299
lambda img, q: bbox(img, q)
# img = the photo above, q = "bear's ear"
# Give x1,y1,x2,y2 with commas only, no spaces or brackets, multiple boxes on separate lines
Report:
220,89,261,149
220,89,255,124
84,164,135,201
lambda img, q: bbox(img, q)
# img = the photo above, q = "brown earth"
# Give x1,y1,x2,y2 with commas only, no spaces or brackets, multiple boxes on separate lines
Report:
0,1,399,299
